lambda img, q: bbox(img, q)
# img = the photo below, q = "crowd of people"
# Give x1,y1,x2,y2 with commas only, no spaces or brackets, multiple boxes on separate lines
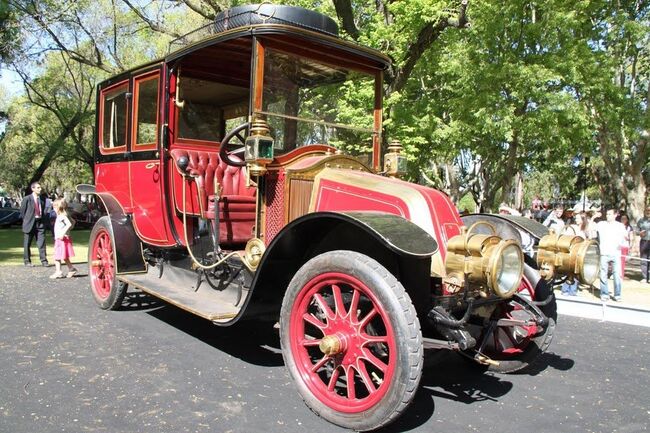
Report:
498,197,650,302
0,196,21,208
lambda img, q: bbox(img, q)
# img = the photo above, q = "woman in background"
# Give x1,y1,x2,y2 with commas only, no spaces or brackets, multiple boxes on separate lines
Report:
619,214,633,278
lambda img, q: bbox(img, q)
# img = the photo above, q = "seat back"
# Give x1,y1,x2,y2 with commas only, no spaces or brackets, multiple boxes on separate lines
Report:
170,149,256,198
170,148,256,246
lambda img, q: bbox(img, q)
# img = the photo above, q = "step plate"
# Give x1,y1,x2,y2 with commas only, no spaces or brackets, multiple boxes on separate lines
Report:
118,271,240,322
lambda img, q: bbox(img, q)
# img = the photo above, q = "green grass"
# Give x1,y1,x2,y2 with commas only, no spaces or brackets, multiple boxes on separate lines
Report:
0,227,90,266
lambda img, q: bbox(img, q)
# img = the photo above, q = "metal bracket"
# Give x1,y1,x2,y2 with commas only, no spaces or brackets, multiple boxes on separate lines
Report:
422,338,460,350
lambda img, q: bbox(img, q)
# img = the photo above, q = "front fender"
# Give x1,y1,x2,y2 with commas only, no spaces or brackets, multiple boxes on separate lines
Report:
264,211,438,260
461,213,550,257
236,211,438,322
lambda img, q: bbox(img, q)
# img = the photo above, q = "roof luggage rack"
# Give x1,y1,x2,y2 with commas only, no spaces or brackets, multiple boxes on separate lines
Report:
168,4,339,53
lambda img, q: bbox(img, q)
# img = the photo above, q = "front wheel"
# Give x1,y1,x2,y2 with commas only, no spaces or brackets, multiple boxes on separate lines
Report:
279,251,423,431
88,217,127,310
473,263,557,373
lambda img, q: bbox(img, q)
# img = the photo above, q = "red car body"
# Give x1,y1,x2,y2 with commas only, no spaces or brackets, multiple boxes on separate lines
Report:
81,5,597,430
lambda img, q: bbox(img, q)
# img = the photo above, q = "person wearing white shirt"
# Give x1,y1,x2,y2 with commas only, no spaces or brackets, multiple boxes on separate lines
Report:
596,208,629,301
543,205,565,231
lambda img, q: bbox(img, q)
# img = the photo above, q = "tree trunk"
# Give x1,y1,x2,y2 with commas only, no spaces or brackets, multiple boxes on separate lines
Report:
627,180,647,223
27,114,82,191
514,172,524,210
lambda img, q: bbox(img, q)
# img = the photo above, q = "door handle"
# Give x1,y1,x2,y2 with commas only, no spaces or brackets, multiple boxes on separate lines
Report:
145,162,159,169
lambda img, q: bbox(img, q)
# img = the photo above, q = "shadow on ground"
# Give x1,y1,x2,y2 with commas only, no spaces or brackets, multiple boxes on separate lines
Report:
114,288,576,433
121,291,163,311
142,300,284,367
522,351,575,376
379,349,575,432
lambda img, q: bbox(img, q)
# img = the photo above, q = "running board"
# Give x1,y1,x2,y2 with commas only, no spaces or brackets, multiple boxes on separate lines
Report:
118,267,241,323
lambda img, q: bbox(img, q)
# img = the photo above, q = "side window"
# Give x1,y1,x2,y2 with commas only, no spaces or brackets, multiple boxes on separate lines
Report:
133,72,160,150
100,83,128,152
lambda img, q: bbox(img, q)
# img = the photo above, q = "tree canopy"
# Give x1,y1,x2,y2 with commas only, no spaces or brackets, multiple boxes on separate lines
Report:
0,0,648,219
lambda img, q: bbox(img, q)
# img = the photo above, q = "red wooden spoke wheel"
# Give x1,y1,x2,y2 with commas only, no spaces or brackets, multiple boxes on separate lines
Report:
90,228,115,300
483,277,539,357
289,272,396,412
280,251,422,431
88,217,127,310
475,263,557,373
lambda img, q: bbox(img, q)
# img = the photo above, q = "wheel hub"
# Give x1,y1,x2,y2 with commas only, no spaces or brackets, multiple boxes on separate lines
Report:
319,335,342,356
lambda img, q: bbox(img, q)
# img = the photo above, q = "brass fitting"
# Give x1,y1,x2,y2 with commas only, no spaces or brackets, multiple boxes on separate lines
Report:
383,139,407,178
445,227,524,298
536,230,600,284
242,238,265,271
319,335,342,356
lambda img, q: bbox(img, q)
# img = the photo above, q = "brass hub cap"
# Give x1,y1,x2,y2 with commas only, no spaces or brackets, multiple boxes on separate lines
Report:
319,335,342,356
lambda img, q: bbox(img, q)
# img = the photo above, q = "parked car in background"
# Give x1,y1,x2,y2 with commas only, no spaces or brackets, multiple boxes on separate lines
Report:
0,206,22,227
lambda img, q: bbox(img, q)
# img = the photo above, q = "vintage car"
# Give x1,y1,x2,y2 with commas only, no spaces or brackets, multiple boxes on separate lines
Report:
0,206,21,226
79,4,600,430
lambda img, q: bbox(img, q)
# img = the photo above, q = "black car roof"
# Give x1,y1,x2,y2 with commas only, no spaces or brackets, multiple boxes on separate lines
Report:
98,5,390,89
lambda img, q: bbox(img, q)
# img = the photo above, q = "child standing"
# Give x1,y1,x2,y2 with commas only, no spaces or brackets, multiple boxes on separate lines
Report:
50,199,77,279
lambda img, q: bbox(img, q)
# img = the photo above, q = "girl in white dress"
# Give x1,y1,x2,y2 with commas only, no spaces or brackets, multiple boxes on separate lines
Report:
50,199,77,279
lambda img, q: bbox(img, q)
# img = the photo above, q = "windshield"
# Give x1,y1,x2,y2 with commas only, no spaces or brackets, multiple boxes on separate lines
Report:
260,48,377,162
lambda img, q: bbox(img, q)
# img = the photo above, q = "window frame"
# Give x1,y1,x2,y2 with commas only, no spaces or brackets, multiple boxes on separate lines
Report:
173,74,251,147
98,80,130,155
131,71,161,152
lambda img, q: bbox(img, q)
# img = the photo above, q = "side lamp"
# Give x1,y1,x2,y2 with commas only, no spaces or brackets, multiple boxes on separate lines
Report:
245,116,274,177
445,226,524,299
383,139,407,178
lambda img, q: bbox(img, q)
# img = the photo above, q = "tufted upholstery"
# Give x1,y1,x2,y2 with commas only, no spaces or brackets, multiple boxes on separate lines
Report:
170,149,255,198
170,148,256,246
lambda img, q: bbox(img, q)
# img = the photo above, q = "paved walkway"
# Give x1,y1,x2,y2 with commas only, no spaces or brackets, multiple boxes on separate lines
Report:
552,258,650,328
553,259,650,309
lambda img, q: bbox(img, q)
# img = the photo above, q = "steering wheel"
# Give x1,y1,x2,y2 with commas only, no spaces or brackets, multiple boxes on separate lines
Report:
219,122,249,167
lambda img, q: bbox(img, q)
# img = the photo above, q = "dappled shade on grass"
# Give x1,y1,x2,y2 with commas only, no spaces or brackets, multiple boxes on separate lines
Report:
0,228,90,266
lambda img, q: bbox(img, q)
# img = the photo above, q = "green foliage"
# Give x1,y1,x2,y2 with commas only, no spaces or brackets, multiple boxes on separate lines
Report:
0,0,20,63
0,0,648,217
457,193,476,213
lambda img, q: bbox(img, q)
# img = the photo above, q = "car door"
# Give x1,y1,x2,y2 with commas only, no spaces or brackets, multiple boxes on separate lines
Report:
128,68,171,245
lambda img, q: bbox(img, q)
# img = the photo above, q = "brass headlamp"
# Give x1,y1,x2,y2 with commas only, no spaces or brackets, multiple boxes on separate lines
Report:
536,231,600,284
445,224,524,298
245,115,274,177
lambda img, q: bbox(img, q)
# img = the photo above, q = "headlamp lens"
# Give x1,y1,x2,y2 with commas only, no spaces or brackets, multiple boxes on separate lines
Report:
493,243,524,297
580,242,600,284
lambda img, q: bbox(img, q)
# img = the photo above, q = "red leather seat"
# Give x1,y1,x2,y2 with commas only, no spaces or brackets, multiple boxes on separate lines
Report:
170,149,256,247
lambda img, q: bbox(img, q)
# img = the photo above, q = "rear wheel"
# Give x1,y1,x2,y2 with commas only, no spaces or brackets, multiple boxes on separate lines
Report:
475,263,557,373
88,217,127,310
279,251,422,431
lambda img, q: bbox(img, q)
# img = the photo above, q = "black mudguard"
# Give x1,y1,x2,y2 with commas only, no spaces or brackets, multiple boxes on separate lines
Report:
235,211,438,323
261,211,438,262
77,184,146,274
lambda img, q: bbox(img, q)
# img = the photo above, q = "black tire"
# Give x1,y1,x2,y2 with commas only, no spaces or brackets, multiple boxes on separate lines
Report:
279,250,423,431
88,217,128,310
477,263,557,374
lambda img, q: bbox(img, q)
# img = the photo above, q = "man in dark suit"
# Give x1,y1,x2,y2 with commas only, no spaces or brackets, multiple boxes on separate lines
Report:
20,182,49,266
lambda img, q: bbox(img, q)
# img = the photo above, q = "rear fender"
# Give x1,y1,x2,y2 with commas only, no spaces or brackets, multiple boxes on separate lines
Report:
240,211,438,321
77,184,146,274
